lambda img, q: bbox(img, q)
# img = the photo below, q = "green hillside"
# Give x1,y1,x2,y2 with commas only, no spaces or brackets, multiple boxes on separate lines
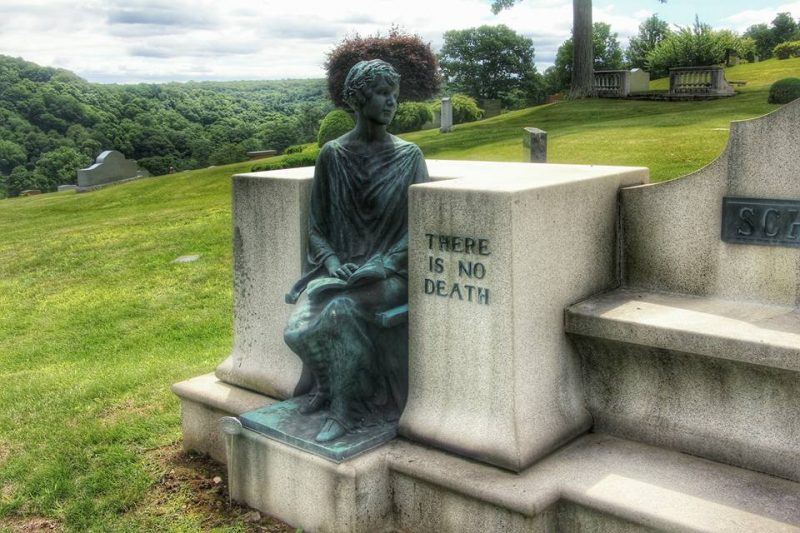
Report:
0,55,330,196
0,57,798,531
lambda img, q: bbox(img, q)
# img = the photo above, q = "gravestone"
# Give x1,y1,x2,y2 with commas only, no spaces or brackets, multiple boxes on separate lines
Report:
522,127,547,162
77,150,149,191
629,68,650,92
479,98,501,118
439,97,453,133
173,99,800,532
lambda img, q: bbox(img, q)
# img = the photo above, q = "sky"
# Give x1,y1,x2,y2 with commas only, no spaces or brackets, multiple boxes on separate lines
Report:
0,0,798,84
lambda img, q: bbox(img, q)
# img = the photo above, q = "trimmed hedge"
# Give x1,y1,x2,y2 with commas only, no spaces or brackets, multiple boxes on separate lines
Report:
773,41,800,60
317,109,354,147
284,144,305,154
251,147,320,172
768,78,800,104
389,102,434,134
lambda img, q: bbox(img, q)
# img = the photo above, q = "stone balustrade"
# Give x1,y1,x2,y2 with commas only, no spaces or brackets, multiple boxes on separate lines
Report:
669,65,735,97
593,70,630,97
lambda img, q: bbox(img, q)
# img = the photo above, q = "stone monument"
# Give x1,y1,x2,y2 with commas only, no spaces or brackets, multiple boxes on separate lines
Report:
439,97,453,133
523,127,547,162
76,150,149,191
173,97,800,531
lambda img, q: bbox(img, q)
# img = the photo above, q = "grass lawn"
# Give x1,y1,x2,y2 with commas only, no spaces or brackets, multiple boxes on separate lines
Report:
406,58,799,182
0,57,798,531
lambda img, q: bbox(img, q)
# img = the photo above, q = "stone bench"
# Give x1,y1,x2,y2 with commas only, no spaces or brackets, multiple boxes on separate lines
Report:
565,289,800,482
564,98,800,484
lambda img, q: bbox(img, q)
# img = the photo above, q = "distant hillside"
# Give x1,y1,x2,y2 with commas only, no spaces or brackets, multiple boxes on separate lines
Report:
0,55,330,196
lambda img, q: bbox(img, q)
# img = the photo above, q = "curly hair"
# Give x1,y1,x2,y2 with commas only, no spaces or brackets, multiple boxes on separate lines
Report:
342,59,400,111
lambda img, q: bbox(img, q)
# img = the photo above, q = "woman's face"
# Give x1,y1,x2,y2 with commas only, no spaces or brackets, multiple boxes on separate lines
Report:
359,77,399,126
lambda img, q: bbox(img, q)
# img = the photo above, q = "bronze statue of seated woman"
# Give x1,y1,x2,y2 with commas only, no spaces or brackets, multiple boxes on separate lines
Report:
284,59,429,443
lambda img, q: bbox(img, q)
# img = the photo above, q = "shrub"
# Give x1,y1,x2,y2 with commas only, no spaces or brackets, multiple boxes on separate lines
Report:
431,94,483,124
325,28,440,108
251,147,320,172
388,102,434,134
284,144,305,154
646,18,752,78
773,40,800,60
317,110,354,147
768,78,800,104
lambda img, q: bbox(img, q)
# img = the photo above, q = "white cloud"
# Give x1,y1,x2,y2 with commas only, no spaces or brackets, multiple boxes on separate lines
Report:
722,2,800,32
1,0,786,83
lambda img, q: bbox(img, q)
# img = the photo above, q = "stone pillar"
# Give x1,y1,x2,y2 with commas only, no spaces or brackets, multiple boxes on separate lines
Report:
440,97,453,133
522,127,547,162
215,169,314,400
400,162,648,471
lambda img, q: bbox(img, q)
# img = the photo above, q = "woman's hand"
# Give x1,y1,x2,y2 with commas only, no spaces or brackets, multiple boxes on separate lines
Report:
324,256,357,280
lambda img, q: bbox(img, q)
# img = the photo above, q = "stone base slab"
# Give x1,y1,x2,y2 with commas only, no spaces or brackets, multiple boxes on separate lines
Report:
175,375,800,531
171,373,275,462
388,434,800,532
226,425,393,533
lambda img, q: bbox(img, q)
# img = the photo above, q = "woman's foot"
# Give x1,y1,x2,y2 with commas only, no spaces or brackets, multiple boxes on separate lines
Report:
315,418,346,442
299,391,329,414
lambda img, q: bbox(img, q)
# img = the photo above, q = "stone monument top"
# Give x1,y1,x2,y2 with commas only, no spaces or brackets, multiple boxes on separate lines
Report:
77,150,149,190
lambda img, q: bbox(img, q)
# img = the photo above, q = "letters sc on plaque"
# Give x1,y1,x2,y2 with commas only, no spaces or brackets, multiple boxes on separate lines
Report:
721,197,800,248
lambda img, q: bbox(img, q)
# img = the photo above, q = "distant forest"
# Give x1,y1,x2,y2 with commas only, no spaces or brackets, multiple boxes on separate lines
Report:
0,55,331,197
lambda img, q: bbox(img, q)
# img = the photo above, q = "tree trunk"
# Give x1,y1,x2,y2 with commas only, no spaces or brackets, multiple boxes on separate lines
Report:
569,0,593,99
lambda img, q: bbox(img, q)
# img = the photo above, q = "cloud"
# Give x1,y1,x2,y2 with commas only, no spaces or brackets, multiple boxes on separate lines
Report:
106,0,218,29
128,39,264,59
261,17,340,40
722,2,800,32
3,0,780,83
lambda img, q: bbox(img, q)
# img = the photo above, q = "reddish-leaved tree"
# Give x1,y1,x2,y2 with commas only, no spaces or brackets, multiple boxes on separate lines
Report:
324,29,441,108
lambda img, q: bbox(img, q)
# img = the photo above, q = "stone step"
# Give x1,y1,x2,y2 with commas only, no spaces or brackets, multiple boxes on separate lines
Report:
388,433,800,533
565,289,800,482
565,288,800,372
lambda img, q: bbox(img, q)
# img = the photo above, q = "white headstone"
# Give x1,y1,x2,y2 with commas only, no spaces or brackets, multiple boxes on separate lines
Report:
440,98,453,133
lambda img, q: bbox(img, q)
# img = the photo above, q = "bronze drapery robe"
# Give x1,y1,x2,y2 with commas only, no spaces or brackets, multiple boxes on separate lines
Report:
284,136,429,430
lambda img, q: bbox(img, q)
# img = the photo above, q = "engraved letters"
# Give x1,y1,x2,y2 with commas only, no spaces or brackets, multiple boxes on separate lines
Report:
423,233,491,305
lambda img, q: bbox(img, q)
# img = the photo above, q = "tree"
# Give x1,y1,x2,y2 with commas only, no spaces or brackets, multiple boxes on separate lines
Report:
771,12,798,44
0,140,27,175
33,146,91,190
744,23,775,60
5,165,44,196
627,14,672,69
324,28,440,108
439,25,537,103
552,22,624,93
492,0,666,99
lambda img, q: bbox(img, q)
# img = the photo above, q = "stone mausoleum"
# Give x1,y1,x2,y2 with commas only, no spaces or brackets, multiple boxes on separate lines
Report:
173,99,800,532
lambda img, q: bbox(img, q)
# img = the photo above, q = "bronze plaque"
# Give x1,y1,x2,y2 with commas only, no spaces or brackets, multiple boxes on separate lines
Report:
722,197,800,247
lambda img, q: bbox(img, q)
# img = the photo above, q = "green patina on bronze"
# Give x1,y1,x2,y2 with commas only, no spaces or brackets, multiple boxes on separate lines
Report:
240,59,429,460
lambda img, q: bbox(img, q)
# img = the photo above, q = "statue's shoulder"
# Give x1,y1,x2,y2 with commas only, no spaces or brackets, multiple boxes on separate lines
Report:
389,135,423,157
317,138,346,166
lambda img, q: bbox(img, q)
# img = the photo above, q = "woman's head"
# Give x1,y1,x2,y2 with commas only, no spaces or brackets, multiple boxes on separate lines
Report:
343,59,400,111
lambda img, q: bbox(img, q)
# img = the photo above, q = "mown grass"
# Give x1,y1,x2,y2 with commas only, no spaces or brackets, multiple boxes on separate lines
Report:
0,161,293,531
0,57,798,531
406,57,800,182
